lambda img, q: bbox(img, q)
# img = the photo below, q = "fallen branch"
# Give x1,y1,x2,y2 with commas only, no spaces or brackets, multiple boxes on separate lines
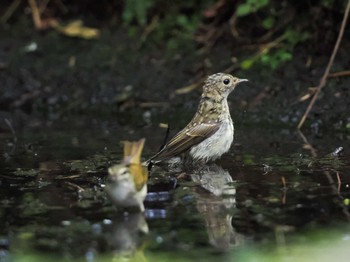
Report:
1,0,21,24
328,70,350,78
3,118,18,160
174,63,240,95
28,0,43,29
65,181,85,193
297,129,317,157
297,0,350,129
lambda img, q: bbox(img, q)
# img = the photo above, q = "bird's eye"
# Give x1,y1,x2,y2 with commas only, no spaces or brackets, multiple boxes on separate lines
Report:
223,79,230,85
121,169,129,176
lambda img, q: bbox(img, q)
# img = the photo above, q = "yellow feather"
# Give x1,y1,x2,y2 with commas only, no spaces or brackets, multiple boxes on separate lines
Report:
122,138,145,164
130,164,148,191
121,138,148,191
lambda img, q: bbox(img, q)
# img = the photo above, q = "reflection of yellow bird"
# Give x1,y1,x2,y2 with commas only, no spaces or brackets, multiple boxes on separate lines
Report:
106,138,148,212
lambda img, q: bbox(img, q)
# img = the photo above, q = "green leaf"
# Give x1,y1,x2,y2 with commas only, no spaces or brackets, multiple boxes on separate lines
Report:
241,59,254,69
236,0,269,17
262,17,275,29
236,3,252,17
279,51,292,61
122,0,152,26
176,15,188,27
255,0,269,9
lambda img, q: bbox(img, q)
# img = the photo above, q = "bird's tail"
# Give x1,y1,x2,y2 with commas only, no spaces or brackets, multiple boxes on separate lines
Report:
122,138,145,165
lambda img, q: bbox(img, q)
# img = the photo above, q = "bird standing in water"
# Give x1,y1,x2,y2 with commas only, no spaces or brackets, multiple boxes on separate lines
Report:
106,138,148,212
147,73,248,165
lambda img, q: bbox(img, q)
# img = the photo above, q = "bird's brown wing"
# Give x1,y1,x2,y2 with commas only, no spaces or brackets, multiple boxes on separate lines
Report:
149,122,220,162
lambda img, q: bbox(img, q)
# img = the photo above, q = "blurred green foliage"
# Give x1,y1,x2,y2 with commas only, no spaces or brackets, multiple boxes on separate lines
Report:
120,0,206,52
235,0,343,69
241,29,310,69
117,0,346,68
236,0,270,17
0,0,346,68
122,0,153,26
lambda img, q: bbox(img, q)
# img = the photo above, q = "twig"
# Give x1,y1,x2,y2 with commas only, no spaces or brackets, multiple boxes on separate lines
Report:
4,118,17,143
3,118,18,160
175,33,283,96
174,82,203,95
55,174,81,179
297,0,350,129
174,62,240,95
281,176,287,204
324,170,350,221
1,0,21,24
65,181,85,193
139,102,168,108
297,129,317,157
328,70,350,78
139,15,159,47
28,0,42,29
336,171,341,193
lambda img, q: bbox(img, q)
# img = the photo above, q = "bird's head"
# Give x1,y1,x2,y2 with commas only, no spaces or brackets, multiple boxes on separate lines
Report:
203,73,248,97
107,164,133,183
107,138,148,191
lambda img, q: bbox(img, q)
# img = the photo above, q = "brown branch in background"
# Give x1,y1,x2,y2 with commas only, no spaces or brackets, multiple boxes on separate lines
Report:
174,62,241,95
281,176,287,204
65,181,85,193
1,0,21,24
324,170,350,221
174,82,203,95
139,15,159,47
28,0,43,29
4,118,17,144
336,171,341,194
3,118,18,160
297,129,317,157
297,0,350,129
328,70,350,78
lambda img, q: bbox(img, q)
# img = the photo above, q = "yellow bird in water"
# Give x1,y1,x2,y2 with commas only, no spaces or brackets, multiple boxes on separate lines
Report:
106,138,148,212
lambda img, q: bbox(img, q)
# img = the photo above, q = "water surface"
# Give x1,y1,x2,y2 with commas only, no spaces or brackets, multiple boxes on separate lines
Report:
1,116,350,261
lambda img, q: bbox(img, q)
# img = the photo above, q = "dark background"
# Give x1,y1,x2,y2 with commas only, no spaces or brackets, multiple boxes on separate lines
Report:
0,0,349,132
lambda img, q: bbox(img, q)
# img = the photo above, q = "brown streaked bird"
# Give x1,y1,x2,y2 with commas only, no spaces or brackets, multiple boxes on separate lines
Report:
106,138,148,212
147,73,248,165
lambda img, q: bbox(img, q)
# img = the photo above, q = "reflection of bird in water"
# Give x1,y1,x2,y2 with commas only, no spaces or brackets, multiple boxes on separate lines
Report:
103,213,148,260
191,164,244,251
191,164,236,205
106,138,148,212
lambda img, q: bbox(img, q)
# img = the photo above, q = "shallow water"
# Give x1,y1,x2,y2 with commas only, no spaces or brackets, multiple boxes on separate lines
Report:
1,116,350,261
